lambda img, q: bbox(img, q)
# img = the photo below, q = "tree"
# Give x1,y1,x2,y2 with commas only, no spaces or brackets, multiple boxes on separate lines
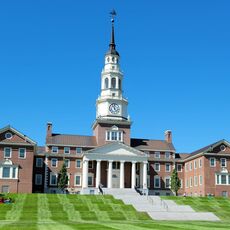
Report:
170,168,181,196
58,162,69,193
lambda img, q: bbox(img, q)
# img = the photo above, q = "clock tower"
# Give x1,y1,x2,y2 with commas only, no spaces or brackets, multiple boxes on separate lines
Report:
92,10,131,146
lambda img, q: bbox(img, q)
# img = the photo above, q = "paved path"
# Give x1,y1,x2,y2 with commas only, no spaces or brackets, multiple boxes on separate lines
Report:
103,188,220,221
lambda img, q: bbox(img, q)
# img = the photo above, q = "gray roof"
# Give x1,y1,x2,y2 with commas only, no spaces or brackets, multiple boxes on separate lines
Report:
46,134,97,147
131,138,175,152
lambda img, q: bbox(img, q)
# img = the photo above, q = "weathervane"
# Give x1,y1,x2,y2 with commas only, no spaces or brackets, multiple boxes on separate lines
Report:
110,9,116,23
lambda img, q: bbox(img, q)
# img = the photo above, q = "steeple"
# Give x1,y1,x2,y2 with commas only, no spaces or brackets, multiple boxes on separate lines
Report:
107,9,119,56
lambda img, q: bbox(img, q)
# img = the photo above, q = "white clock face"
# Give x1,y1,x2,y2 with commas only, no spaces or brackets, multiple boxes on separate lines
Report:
109,103,120,114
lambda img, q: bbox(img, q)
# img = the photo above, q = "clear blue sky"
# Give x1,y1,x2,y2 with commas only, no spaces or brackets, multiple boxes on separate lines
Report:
0,0,229,153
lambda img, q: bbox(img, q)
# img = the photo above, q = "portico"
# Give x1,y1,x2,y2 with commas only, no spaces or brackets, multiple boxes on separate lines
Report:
82,142,148,190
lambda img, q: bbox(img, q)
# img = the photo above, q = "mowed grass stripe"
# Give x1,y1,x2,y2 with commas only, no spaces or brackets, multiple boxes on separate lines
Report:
37,193,51,222
20,194,38,221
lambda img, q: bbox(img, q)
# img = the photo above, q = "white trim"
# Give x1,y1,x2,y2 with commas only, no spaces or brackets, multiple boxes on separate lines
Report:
64,159,70,168
194,176,198,186
64,147,70,154
194,160,197,169
199,175,203,185
51,146,58,153
210,157,216,167
190,177,193,187
164,176,171,188
18,148,26,159
75,159,82,168
220,158,227,167
4,147,12,158
154,152,160,159
177,164,182,172
5,132,12,139
51,158,58,168
199,158,202,168
154,163,160,172
165,152,171,159
49,173,58,186
154,175,161,188
74,174,81,186
165,163,171,172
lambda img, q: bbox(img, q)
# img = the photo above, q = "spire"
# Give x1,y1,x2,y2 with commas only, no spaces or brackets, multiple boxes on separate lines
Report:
107,9,119,56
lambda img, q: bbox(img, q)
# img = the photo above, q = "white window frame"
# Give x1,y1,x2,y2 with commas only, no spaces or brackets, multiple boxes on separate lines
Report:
88,173,94,186
75,174,81,186
165,177,171,188
190,162,192,171
154,163,160,172
185,163,188,172
186,179,189,188
2,166,11,178
177,164,182,172
88,161,93,169
76,159,81,168
36,158,43,167
64,159,70,168
210,157,216,167
106,130,123,142
51,146,58,153
154,152,160,159
51,158,58,168
18,148,26,159
5,132,12,139
154,176,161,188
194,176,198,186
165,152,170,159
220,158,227,167
199,159,202,168
180,179,183,188
199,175,203,185
64,147,70,154
165,163,171,172
35,174,42,185
4,147,12,158
194,160,197,169
190,177,193,187
76,147,82,154
50,173,58,186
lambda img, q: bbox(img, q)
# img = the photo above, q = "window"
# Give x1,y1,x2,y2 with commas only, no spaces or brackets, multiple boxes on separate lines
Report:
4,147,12,158
177,164,182,172
165,177,170,188
185,163,189,172
1,186,9,193
165,152,170,159
111,77,116,88
35,174,42,185
199,159,202,168
190,162,192,171
64,147,70,154
210,157,216,167
105,78,109,89
112,162,120,169
154,152,160,158
88,161,93,169
194,160,197,169
165,163,171,172
52,147,58,153
88,174,93,186
12,167,16,178
180,179,183,188
36,158,43,167
118,79,121,90
199,175,203,185
221,175,227,184
51,158,58,167
190,177,193,187
106,131,123,142
18,148,26,159
76,160,81,168
50,173,57,185
186,179,189,188
194,176,198,186
154,163,160,172
76,147,82,154
154,176,160,188
220,158,227,167
64,159,70,168
75,175,81,186
5,132,12,139
2,167,10,178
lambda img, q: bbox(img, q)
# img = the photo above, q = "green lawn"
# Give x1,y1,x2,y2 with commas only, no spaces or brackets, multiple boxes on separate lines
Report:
0,194,229,230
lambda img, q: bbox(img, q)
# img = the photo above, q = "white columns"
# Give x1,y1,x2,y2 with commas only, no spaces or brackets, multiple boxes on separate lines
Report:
96,160,101,188
107,160,113,188
131,161,136,189
120,161,125,188
143,161,148,189
139,163,143,188
82,159,89,188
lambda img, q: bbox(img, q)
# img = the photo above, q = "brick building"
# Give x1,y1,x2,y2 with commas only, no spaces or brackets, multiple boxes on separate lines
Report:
1,14,230,197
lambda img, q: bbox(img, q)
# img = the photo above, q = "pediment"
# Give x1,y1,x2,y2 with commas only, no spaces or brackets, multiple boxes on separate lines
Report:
205,140,230,155
85,142,148,161
0,125,36,145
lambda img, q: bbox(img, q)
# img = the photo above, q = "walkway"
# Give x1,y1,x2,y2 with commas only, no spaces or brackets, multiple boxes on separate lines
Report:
103,188,220,221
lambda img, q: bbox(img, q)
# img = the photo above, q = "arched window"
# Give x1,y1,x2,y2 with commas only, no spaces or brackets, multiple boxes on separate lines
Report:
104,78,108,89
118,79,121,90
111,78,116,89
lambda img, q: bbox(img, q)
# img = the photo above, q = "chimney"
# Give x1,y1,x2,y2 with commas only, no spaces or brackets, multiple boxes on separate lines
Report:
165,130,172,143
46,122,52,138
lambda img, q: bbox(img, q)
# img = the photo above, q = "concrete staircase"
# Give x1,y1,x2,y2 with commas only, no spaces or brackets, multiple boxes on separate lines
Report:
103,188,220,221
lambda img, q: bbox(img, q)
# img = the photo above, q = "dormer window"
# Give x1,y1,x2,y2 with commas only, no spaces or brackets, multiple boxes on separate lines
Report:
51,146,58,153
